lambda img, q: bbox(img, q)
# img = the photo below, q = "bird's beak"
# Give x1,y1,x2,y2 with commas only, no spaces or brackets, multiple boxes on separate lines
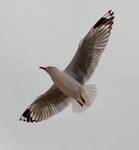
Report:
39,66,45,70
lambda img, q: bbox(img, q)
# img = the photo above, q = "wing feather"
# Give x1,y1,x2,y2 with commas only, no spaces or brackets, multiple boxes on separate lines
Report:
20,85,70,122
65,10,114,84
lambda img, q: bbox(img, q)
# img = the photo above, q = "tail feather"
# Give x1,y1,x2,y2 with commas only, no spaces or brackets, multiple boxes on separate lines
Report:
72,84,97,113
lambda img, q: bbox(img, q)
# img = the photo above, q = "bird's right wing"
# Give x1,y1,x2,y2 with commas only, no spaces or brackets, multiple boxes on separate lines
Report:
20,85,70,122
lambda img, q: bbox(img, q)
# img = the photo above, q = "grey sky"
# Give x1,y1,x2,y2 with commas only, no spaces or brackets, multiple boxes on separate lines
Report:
0,0,139,150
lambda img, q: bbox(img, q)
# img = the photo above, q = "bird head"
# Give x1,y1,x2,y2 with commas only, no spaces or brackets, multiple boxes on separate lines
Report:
39,66,58,75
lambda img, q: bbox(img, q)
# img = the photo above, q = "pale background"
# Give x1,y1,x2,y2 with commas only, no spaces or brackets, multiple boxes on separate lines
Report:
0,0,139,150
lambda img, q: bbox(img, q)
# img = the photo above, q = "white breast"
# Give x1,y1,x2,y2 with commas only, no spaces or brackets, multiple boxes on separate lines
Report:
50,69,82,99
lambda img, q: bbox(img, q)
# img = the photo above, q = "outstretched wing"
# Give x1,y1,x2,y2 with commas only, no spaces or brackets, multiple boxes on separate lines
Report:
65,10,114,84
20,85,70,122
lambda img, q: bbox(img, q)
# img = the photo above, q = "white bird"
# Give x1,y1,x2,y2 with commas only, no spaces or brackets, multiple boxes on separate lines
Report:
20,10,114,122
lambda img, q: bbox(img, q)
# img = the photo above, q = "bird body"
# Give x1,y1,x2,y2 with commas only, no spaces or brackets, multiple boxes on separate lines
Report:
20,10,114,122
41,66,92,107
46,67,82,98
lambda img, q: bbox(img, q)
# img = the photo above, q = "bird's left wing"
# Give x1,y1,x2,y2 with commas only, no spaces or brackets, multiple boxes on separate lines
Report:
20,85,70,122
65,10,114,84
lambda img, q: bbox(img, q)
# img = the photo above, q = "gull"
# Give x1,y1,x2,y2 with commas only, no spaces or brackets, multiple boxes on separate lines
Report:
20,10,114,122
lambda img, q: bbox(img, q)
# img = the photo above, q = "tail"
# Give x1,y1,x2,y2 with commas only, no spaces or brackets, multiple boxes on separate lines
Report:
71,84,97,113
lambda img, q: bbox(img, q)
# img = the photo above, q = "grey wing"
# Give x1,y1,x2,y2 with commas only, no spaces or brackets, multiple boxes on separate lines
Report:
65,10,114,84
20,85,70,122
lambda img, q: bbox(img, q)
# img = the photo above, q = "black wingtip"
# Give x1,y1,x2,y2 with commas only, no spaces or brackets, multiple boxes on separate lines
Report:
20,108,31,122
93,10,114,28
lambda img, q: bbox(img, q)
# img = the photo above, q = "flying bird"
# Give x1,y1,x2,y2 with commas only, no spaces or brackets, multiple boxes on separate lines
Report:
20,10,114,122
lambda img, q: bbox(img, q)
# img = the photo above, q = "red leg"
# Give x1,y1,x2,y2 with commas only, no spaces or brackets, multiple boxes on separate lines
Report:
77,100,83,106
80,95,85,104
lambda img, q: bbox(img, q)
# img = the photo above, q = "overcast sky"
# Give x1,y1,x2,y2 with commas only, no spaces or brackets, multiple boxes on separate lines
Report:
0,0,139,150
